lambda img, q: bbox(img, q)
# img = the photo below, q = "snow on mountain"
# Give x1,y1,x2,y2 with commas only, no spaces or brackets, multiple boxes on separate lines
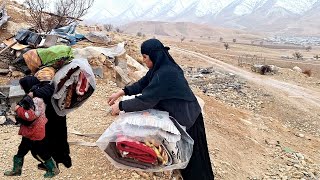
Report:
84,0,320,34
86,0,319,22
234,0,268,16
194,0,233,16
274,0,318,14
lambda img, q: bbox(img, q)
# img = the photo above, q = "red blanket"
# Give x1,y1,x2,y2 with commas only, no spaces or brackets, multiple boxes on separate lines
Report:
116,136,157,164
76,71,89,96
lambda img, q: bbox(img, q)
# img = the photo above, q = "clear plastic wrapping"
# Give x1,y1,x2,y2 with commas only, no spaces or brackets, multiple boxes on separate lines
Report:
96,109,194,172
51,58,96,116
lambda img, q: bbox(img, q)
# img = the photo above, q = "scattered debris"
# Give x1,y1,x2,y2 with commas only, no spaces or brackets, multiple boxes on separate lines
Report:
85,32,112,44
251,64,278,75
263,146,320,179
185,67,270,111
49,22,86,45
39,34,58,48
0,3,10,28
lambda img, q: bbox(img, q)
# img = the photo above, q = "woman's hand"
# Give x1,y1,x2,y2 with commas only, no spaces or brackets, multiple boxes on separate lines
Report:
108,90,125,105
111,102,120,116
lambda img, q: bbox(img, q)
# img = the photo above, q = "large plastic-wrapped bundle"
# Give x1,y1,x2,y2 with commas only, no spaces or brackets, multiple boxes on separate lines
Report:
96,109,194,172
51,58,96,116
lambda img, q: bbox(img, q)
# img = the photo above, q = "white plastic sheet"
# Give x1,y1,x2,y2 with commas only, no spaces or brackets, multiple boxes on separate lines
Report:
73,42,126,59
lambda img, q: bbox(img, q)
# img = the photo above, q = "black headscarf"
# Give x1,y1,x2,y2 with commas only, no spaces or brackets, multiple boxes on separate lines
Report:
138,39,196,101
19,76,40,94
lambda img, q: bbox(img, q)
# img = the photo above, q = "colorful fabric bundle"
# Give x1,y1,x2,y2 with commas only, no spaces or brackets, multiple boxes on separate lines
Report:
97,109,194,172
37,45,74,68
116,136,158,164
144,140,170,165
105,142,154,169
51,58,96,116
16,97,48,141
64,83,76,108
35,67,56,82
22,49,42,74
54,68,91,110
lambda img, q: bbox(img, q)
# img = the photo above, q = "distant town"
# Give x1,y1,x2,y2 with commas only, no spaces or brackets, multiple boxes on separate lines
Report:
265,35,320,46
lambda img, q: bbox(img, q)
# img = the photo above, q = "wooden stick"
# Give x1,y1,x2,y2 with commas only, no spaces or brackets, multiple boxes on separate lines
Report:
0,40,18,55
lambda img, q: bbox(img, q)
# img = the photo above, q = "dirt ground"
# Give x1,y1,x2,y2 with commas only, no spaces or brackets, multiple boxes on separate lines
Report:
1,1,320,179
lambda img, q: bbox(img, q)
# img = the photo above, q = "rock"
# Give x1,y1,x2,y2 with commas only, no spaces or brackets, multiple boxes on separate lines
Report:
293,164,301,169
0,61,9,69
295,133,305,138
5,21,31,35
132,172,140,178
0,116,6,124
8,66,16,71
85,32,112,44
0,69,10,74
92,66,104,78
11,71,24,78
136,171,149,179
132,70,147,80
295,152,305,160
293,66,302,73
265,139,279,146
292,172,304,178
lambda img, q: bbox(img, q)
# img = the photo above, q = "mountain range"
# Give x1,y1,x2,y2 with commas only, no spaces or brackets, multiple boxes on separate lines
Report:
84,0,320,35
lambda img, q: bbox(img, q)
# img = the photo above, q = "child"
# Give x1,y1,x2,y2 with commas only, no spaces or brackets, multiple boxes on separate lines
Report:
4,76,59,178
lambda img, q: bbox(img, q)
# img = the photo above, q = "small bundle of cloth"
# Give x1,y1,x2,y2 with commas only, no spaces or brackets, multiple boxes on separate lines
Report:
97,109,194,172
51,58,96,116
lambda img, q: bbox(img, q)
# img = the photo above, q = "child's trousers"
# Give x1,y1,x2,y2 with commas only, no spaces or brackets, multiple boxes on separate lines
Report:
17,137,51,161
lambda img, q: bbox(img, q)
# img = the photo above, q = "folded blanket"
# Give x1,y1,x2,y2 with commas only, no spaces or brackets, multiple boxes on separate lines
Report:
71,85,94,108
116,136,158,164
105,142,153,169
144,140,171,166
51,58,96,116
65,83,76,108
57,67,80,91
55,68,80,110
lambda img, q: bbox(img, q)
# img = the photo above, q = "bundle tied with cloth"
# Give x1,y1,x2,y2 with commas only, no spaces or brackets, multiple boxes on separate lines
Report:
22,45,74,74
96,109,194,172
51,58,96,116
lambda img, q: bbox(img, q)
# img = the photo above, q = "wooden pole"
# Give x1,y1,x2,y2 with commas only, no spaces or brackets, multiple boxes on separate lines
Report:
0,40,17,55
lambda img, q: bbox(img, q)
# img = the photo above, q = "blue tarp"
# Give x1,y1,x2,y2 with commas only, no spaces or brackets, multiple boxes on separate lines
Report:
50,22,86,45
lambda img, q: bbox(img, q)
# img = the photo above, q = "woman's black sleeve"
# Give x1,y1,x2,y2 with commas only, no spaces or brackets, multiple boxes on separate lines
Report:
32,84,54,100
123,75,149,95
121,98,159,112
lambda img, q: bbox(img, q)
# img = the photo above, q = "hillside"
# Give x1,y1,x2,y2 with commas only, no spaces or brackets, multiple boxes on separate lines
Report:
1,1,320,180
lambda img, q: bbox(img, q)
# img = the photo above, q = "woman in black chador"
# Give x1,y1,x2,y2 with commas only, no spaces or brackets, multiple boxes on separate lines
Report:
108,39,214,180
